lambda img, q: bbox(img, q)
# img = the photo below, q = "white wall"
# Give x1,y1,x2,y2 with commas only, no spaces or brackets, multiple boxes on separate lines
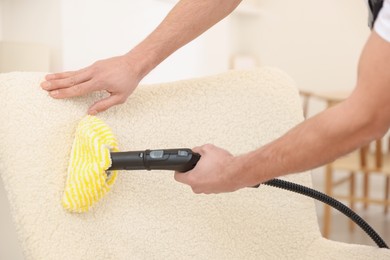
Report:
60,0,230,84
1,0,62,71
232,0,370,94
0,0,371,89
0,0,230,79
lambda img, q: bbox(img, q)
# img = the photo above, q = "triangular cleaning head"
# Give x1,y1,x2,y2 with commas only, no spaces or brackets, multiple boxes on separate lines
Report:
62,115,119,213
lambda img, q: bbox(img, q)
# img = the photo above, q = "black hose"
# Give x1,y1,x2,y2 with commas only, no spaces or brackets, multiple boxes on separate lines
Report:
262,178,389,249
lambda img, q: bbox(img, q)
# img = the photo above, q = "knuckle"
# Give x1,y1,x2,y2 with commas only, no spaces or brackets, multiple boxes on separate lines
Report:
90,64,99,75
94,60,105,69
91,60,100,67
50,90,61,99
72,84,82,95
94,79,107,90
55,73,64,78
69,77,76,86
203,143,214,150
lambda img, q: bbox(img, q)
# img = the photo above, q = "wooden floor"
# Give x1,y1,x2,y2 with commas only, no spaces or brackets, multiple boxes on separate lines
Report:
312,167,390,248
317,204,390,247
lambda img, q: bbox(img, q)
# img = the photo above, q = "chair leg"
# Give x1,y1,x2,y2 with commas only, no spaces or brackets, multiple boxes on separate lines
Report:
349,172,356,232
385,176,390,214
302,96,309,119
323,164,333,238
363,172,370,210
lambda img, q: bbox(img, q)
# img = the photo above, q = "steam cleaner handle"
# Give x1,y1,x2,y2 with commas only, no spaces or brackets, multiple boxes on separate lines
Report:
108,148,200,172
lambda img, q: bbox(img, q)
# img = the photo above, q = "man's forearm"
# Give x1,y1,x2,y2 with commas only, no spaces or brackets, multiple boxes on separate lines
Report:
236,31,390,187
126,0,242,78
239,99,383,186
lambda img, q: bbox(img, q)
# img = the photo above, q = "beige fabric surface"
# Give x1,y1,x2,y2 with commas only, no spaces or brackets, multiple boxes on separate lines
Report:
0,68,389,259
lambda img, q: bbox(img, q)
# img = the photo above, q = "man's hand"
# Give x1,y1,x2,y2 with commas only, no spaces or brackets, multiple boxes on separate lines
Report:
174,144,246,194
40,0,242,115
41,55,142,115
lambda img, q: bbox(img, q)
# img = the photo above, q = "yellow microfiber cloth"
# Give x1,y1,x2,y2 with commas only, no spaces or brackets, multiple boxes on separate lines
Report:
62,115,119,213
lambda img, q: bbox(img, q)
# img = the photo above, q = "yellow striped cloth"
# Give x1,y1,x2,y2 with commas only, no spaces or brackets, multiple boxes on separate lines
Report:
62,115,119,213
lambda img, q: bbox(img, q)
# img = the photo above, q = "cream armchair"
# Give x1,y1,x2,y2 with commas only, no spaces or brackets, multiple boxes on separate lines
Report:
0,68,389,259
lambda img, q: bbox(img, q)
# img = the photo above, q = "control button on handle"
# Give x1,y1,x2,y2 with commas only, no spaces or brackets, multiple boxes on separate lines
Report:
149,150,164,159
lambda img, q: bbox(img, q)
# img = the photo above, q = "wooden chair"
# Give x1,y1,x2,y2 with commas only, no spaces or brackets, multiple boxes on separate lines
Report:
298,89,347,119
323,135,390,238
297,89,390,238
298,90,312,119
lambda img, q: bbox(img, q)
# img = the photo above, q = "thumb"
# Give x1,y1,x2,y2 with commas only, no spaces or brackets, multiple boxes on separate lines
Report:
174,147,202,185
191,146,203,155
88,95,124,115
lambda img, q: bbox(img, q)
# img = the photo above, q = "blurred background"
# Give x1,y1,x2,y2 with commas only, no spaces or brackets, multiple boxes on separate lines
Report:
0,0,369,87
1,0,388,259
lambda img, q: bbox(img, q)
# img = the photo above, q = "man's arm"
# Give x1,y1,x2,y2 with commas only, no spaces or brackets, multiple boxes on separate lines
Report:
175,31,390,194
41,0,242,114
129,0,242,79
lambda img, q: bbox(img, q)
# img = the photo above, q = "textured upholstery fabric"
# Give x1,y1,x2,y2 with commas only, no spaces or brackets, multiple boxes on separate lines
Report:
1,68,389,259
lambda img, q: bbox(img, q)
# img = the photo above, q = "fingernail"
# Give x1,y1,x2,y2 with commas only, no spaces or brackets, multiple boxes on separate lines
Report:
41,81,51,89
50,90,58,97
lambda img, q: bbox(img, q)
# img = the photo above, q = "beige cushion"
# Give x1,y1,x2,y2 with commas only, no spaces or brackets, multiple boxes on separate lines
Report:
0,68,389,259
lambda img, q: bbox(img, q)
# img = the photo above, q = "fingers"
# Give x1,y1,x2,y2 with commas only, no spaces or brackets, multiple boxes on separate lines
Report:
88,95,126,115
191,146,203,155
40,56,142,115
174,172,199,193
45,67,89,81
48,81,93,99
192,144,216,155
48,80,126,115
45,70,77,80
174,145,205,186
174,171,190,185
41,70,91,91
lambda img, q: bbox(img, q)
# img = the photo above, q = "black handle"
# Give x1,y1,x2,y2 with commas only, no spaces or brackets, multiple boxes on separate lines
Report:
108,148,200,172
108,148,260,188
